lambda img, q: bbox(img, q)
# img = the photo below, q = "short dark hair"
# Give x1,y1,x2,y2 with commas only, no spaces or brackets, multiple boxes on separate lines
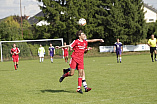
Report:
76,30,83,38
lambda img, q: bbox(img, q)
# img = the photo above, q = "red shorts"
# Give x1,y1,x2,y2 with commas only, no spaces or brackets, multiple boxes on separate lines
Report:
13,57,19,62
69,58,84,69
64,52,68,57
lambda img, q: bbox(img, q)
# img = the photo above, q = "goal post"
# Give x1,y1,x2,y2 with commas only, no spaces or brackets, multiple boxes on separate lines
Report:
0,38,64,62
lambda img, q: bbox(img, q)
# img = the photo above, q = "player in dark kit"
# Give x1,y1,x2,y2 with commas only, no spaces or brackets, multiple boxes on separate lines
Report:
114,39,123,63
10,44,20,70
49,43,55,63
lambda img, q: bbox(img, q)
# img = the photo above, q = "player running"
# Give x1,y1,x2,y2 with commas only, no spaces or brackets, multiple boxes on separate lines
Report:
10,44,20,70
48,43,55,63
38,44,45,63
114,38,123,63
62,42,69,63
147,34,157,62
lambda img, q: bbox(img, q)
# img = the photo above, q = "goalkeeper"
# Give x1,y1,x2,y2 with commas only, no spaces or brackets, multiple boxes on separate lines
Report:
38,44,45,62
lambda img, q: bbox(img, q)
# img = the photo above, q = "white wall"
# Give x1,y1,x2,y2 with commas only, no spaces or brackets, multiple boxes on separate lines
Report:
99,44,152,53
143,7,157,23
36,20,50,26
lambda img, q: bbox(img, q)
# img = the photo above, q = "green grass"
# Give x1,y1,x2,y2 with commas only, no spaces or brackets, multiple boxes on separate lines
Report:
0,54,157,104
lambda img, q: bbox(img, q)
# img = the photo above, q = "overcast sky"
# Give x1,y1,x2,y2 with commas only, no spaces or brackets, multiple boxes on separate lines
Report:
0,0,157,19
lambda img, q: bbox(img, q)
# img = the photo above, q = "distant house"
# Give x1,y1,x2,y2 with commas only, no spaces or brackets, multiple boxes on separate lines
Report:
28,11,50,26
143,3,157,23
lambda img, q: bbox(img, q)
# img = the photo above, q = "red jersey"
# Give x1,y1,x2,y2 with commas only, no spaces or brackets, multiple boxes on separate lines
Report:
70,39,88,63
62,47,68,53
10,47,20,58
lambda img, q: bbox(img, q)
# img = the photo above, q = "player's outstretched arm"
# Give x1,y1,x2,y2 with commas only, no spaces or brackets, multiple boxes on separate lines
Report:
56,45,70,49
86,39,104,43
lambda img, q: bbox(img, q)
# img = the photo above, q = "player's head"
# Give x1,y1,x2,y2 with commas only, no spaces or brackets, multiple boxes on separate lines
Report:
64,42,66,46
50,43,52,47
76,30,85,40
117,38,119,43
84,34,87,40
13,44,16,48
151,35,154,39
40,44,42,47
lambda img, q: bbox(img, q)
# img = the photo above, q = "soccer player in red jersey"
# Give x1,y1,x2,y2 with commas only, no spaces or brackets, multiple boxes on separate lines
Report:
57,30,87,94
62,42,69,63
63,35,104,92
10,44,20,70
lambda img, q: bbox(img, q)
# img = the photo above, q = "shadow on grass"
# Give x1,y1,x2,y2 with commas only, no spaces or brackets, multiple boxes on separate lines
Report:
40,89,75,93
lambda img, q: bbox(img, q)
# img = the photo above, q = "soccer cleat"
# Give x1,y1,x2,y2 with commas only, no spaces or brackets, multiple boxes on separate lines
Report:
85,88,92,92
76,89,83,94
16,65,18,68
59,77,65,83
120,61,121,63
63,69,69,74
155,58,157,61
117,60,119,63
152,60,154,62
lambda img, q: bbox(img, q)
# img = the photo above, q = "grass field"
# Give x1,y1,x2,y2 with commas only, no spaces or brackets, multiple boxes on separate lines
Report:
0,54,157,104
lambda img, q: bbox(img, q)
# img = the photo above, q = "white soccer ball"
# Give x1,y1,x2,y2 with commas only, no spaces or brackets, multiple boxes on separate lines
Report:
78,18,86,26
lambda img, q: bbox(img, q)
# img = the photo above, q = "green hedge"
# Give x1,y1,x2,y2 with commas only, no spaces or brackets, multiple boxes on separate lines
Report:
1,42,63,61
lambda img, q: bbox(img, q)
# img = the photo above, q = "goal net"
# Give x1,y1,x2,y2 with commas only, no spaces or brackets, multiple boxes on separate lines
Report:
0,38,63,62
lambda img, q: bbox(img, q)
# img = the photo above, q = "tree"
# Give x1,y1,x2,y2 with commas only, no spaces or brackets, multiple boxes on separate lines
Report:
37,0,108,43
22,19,34,40
0,16,22,41
37,0,147,45
106,0,147,45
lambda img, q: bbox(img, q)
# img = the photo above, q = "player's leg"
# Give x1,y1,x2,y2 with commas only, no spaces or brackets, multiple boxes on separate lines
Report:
154,50,157,61
82,70,91,92
150,47,154,62
119,51,122,63
39,56,42,63
42,56,44,62
14,61,17,70
64,56,66,62
77,69,83,94
151,53,154,62
66,56,68,63
13,58,17,70
51,55,53,63
116,51,119,63
63,68,71,74
16,62,18,68
59,68,75,82
16,58,19,68
59,59,76,82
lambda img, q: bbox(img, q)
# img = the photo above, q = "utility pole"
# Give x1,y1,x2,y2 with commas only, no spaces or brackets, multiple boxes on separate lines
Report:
20,0,23,39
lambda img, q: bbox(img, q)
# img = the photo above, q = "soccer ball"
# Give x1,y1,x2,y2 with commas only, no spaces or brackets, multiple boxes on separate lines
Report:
78,18,86,26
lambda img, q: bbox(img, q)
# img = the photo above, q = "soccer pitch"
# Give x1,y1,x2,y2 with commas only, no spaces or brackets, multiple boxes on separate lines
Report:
0,54,157,104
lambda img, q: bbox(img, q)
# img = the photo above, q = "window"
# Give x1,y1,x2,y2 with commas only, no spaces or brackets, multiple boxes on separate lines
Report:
149,19,154,21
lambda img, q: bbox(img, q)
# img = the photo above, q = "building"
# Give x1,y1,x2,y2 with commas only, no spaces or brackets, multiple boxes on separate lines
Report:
28,11,50,26
143,3,157,23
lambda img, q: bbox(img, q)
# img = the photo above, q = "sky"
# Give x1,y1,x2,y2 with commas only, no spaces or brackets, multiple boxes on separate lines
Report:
0,0,157,19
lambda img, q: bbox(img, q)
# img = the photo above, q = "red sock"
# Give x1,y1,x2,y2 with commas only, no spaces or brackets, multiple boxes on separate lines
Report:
63,72,69,77
78,77,82,89
65,58,66,62
14,65,17,69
